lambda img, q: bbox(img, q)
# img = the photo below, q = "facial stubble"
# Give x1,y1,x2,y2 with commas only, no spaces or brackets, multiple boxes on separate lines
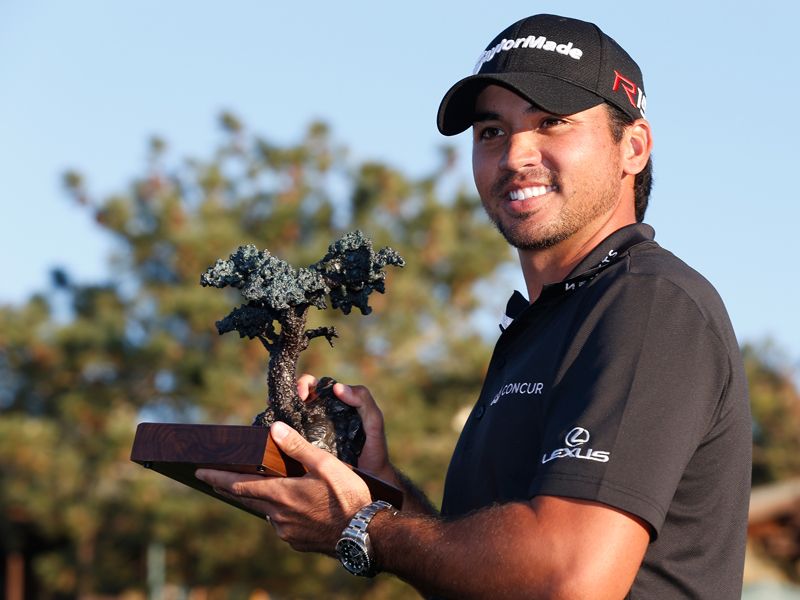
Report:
483,162,623,251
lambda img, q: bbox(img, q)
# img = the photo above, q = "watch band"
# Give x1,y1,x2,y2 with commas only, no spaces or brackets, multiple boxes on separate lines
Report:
336,500,395,577
349,499,392,535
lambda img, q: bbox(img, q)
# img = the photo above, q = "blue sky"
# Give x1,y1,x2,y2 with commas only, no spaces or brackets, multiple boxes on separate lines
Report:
2,0,799,366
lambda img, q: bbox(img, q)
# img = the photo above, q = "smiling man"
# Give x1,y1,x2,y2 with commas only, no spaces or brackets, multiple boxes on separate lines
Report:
197,14,751,599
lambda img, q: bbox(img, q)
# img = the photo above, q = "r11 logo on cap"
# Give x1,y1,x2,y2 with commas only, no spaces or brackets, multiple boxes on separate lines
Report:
612,70,647,118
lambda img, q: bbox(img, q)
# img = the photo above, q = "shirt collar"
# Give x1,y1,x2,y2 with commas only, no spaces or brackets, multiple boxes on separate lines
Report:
500,223,656,329
563,222,655,281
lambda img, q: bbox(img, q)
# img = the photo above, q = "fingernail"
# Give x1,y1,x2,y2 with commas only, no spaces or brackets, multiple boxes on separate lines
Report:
271,421,289,441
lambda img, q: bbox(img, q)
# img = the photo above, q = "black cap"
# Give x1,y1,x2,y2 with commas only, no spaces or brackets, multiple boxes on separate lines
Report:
437,14,647,136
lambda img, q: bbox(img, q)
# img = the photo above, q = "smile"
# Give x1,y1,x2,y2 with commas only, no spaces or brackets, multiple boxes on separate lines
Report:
508,185,557,201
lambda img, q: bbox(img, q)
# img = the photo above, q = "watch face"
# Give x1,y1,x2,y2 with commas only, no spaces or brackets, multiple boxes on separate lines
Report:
336,538,370,575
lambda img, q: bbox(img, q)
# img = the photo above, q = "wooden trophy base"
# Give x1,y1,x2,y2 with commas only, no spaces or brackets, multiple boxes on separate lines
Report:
130,423,404,517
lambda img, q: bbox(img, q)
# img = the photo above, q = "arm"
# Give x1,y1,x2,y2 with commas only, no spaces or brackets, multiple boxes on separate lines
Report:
370,496,649,600
197,423,649,599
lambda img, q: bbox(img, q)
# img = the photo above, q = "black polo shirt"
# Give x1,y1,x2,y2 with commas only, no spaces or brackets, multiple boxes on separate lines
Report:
441,224,751,599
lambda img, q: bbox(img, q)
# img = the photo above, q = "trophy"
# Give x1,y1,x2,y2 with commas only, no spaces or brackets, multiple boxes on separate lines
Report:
131,231,405,514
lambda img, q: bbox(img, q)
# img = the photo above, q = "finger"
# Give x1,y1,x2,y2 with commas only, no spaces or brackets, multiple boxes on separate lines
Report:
334,383,385,435
217,489,272,516
195,473,275,516
329,384,391,477
270,421,333,471
333,382,372,409
297,374,319,401
195,469,284,510
195,468,265,491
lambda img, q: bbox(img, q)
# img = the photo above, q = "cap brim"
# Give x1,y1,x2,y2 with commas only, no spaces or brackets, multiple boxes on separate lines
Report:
437,72,606,136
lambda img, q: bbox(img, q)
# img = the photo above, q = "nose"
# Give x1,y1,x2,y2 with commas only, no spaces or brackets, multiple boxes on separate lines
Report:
500,131,542,172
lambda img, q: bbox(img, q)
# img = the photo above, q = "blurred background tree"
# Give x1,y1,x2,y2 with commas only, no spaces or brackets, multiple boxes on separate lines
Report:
1,114,799,598
745,342,800,487
0,114,512,599
743,342,800,586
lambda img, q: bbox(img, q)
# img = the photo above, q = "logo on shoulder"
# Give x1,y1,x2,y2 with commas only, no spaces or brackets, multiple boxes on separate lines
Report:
541,426,611,464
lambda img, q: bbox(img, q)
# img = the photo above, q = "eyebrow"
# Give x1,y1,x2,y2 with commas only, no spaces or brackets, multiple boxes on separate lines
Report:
472,111,500,124
471,104,552,125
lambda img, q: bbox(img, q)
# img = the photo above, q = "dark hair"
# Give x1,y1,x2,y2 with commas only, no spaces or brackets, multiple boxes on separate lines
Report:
606,104,653,222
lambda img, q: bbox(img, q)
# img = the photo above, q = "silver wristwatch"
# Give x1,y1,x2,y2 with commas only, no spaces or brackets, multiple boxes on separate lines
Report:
335,500,394,577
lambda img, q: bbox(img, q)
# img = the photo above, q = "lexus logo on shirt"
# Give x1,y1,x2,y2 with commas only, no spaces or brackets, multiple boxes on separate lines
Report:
541,426,611,464
565,427,590,447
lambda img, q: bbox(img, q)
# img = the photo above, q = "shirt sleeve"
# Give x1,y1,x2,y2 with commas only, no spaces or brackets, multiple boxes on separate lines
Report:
528,272,731,536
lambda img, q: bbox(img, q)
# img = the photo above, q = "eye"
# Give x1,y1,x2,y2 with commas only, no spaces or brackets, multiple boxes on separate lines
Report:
539,117,566,129
476,125,505,141
539,116,568,129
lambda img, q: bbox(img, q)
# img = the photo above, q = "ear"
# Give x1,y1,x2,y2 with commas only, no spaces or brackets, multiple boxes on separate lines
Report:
621,119,652,176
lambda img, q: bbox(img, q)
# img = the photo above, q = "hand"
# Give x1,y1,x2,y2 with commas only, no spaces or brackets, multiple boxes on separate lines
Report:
297,374,392,480
196,421,372,555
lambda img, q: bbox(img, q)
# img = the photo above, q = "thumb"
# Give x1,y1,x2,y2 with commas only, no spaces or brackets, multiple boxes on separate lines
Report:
270,421,330,471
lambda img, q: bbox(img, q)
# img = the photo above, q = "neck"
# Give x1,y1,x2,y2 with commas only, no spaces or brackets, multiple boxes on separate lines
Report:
518,211,635,303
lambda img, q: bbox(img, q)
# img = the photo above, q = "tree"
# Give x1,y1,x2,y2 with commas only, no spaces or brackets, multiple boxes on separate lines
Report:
201,231,404,462
744,341,800,584
745,341,800,486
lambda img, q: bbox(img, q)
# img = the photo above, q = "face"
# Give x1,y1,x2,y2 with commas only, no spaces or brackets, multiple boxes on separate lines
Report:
471,85,627,251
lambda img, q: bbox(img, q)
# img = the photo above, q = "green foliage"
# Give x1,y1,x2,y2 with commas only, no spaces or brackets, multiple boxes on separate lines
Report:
0,114,512,598
311,230,405,316
744,342,800,486
201,244,328,310
201,230,404,337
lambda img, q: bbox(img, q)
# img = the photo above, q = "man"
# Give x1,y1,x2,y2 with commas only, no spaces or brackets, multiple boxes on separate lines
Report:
197,14,751,599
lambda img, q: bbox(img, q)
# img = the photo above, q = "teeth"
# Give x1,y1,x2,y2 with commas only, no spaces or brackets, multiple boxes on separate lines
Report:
509,185,555,201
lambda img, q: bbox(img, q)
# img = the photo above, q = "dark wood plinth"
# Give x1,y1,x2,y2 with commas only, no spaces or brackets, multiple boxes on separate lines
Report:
131,423,403,517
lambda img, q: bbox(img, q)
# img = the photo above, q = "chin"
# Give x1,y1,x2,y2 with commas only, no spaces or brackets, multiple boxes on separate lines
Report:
496,220,567,251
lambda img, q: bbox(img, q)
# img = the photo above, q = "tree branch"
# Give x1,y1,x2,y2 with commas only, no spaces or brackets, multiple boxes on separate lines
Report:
257,334,274,352
305,326,338,347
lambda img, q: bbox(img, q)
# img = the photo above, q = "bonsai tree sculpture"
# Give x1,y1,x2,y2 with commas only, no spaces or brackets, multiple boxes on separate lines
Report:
200,230,404,466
